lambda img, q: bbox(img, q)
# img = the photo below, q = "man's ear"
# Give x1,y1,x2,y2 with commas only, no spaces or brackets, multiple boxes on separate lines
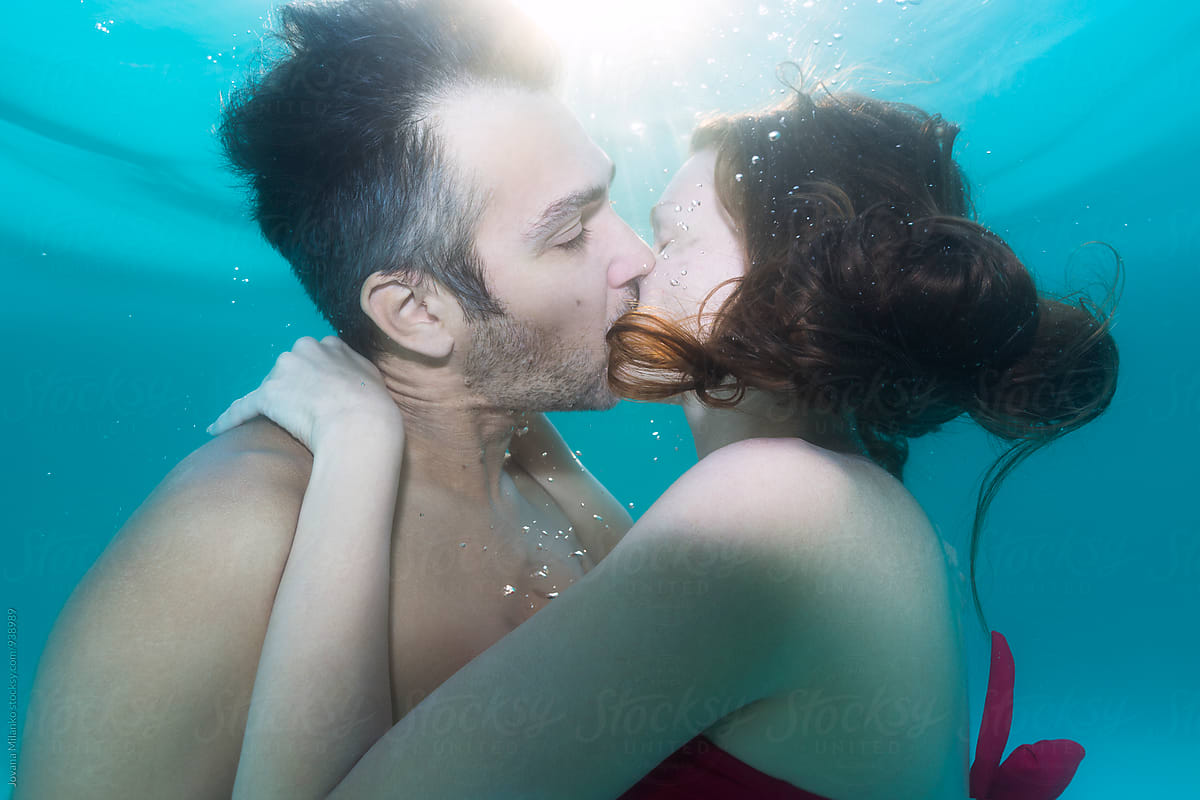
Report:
360,272,457,360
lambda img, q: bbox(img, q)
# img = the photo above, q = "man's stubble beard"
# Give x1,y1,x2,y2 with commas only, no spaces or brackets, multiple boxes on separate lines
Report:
462,312,619,412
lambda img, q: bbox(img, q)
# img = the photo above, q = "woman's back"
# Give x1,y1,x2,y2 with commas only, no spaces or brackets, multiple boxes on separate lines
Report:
647,437,970,800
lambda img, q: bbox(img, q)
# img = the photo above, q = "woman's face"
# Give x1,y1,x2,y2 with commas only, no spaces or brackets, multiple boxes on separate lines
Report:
638,149,745,336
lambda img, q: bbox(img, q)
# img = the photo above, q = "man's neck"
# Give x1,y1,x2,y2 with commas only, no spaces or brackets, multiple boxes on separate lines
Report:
378,357,519,509
681,389,863,461
399,401,519,504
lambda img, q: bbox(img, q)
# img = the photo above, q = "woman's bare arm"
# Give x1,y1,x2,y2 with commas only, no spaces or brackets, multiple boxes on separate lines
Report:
508,412,633,560
206,336,408,799
232,421,403,800
319,438,851,800
212,339,856,800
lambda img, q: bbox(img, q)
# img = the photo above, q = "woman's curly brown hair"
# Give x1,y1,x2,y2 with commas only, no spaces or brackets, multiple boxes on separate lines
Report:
608,89,1120,634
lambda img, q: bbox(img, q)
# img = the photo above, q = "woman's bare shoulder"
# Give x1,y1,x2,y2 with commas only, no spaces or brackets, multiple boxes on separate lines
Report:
647,438,900,533
629,436,939,604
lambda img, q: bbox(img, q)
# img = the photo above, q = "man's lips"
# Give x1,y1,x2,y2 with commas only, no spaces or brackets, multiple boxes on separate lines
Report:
606,292,639,330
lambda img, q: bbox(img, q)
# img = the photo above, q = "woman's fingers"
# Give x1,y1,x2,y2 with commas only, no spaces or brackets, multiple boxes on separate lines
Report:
203,335,400,451
324,334,378,373
206,388,264,437
205,341,305,438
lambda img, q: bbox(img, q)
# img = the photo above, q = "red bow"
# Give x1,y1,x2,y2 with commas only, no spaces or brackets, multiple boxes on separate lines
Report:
968,631,1086,800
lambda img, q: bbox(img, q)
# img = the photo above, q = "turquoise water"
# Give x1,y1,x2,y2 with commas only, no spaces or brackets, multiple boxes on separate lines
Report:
3,1,1196,796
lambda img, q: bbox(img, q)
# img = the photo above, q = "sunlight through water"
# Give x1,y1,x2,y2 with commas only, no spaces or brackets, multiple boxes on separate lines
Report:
510,0,720,60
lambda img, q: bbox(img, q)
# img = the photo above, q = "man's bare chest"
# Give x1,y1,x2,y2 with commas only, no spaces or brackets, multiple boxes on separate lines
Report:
385,497,591,721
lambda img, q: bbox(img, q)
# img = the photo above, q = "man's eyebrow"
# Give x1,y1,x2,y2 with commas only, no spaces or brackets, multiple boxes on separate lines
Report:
523,162,617,244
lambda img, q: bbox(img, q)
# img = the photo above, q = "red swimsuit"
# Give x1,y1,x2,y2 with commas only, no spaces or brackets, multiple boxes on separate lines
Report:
619,632,1085,800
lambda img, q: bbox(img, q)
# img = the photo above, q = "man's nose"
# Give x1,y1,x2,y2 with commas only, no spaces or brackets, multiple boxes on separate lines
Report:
608,223,656,289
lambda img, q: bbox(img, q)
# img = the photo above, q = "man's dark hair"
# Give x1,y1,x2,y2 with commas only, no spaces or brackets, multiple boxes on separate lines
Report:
218,0,560,358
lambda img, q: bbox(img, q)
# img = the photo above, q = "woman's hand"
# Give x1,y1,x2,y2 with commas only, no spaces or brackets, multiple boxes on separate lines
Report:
221,337,404,799
206,335,403,452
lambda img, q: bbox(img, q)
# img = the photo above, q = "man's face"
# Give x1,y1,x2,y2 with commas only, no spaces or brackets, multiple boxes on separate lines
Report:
437,88,654,411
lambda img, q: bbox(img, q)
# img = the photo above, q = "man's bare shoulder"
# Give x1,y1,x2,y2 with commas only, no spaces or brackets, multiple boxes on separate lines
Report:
172,414,314,495
96,415,314,576
15,417,315,799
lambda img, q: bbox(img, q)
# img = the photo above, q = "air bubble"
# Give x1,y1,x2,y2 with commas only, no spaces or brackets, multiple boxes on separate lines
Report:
503,584,516,596
735,173,744,181
767,130,781,141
